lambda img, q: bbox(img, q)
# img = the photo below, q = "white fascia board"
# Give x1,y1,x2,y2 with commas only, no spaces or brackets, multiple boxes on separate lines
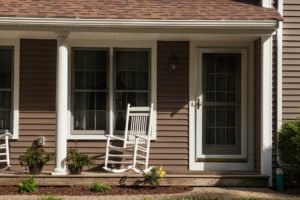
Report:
0,17,278,29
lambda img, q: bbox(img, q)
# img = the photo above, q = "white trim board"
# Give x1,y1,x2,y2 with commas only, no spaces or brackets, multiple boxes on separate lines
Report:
261,35,273,187
0,17,278,29
189,40,254,171
67,40,157,140
0,39,20,140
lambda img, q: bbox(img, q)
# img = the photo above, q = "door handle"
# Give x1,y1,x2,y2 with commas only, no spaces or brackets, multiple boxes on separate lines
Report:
195,98,202,109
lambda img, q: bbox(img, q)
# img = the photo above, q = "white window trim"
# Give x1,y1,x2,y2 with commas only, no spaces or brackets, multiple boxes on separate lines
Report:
67,40,157,140
0,39,20,140
189,41,254,171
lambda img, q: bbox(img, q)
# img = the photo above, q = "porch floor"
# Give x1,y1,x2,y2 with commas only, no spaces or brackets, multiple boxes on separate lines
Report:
0,170,269,187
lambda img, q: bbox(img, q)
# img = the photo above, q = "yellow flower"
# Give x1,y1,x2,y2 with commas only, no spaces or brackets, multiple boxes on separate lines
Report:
159,170,166,178
158,166,166,178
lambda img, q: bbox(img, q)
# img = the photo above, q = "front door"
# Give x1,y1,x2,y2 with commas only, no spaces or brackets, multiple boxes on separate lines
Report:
196,48,248,162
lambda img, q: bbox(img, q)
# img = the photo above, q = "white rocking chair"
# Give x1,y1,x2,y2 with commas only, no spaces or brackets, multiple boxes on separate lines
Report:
0,129,12,168
103,104,154,173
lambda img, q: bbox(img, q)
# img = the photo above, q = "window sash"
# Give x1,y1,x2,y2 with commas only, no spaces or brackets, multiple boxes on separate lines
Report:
114,48,151,131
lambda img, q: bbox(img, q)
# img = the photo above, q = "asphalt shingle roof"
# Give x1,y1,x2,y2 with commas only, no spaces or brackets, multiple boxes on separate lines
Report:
0,0,282,21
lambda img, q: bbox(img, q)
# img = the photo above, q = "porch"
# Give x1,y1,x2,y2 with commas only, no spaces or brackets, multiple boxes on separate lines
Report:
0,20,276,186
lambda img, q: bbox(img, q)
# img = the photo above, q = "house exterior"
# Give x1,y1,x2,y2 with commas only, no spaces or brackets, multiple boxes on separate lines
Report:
0,0,296,187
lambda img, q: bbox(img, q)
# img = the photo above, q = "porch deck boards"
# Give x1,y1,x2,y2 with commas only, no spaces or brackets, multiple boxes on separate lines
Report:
0,170,268,187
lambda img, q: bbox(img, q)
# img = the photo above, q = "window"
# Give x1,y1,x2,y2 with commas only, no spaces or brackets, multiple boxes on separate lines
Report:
70,45,155,139
72,48,108,134
114,49,150,130
0,47,13,132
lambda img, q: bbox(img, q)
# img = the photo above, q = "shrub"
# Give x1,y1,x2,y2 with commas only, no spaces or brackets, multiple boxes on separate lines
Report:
143,166,166,187
19,146,54,175
88,182,111,192
16,177,38,193
278,119,300,181
66,149,94,174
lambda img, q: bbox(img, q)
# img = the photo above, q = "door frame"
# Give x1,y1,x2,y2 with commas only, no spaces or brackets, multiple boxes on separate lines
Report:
189,40,254,171
196,48,248,160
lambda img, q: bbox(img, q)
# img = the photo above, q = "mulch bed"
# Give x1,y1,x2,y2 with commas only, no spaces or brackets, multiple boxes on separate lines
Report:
283,186,300,195
0,185,193,196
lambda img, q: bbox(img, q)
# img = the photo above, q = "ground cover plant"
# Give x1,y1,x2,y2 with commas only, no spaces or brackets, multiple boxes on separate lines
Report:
38,196,63,200
16,177,38,193
88,182,111,192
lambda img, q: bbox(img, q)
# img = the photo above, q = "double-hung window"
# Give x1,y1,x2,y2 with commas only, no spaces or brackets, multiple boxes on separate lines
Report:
70,46,153,138
0,47,13,132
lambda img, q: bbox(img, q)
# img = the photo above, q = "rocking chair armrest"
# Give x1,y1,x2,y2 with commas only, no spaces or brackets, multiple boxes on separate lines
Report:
134,135,148,141
105,134,126,141
0,132,12,138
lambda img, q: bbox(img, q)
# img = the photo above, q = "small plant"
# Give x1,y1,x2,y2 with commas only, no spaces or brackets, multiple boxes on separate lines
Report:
16,177,38,193
66,149,94,174
278,119,300,181
88,182,111,192
38,196,63,200
143,166,166,187
19,146,54,175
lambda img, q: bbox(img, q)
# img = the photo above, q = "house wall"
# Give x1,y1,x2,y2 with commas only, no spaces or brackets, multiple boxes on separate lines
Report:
10,39,57,170
282,0,300,121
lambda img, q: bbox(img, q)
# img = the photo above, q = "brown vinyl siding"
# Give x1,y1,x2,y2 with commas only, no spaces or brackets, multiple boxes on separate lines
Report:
9,39,57,170
283,0,300,121
68,41,190,171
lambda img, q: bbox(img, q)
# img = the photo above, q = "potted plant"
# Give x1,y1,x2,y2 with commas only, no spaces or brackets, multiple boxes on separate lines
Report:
19,146,54,175
66,149,94,174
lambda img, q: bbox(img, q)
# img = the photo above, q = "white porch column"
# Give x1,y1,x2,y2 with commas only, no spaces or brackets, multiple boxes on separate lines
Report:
52,32,69,175
261,35,273,187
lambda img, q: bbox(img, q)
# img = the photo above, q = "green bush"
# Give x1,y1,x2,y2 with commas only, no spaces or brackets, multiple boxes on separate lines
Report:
16,177,38,193
88,182,111,192
278,119,300,180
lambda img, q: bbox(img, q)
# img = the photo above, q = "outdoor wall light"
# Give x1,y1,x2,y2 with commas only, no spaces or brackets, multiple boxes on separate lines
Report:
168,53,179,70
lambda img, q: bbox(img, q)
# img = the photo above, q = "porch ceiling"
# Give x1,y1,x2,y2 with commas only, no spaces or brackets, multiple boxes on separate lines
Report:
0,0,281,21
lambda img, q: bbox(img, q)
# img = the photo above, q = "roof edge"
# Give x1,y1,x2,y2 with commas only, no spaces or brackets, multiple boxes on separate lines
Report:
0,17,279,29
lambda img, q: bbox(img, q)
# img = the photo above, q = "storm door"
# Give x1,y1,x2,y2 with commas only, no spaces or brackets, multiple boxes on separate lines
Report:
196,50,247,161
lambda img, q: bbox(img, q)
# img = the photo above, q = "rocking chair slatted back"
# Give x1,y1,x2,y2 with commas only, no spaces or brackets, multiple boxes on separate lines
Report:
124,105,152,147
